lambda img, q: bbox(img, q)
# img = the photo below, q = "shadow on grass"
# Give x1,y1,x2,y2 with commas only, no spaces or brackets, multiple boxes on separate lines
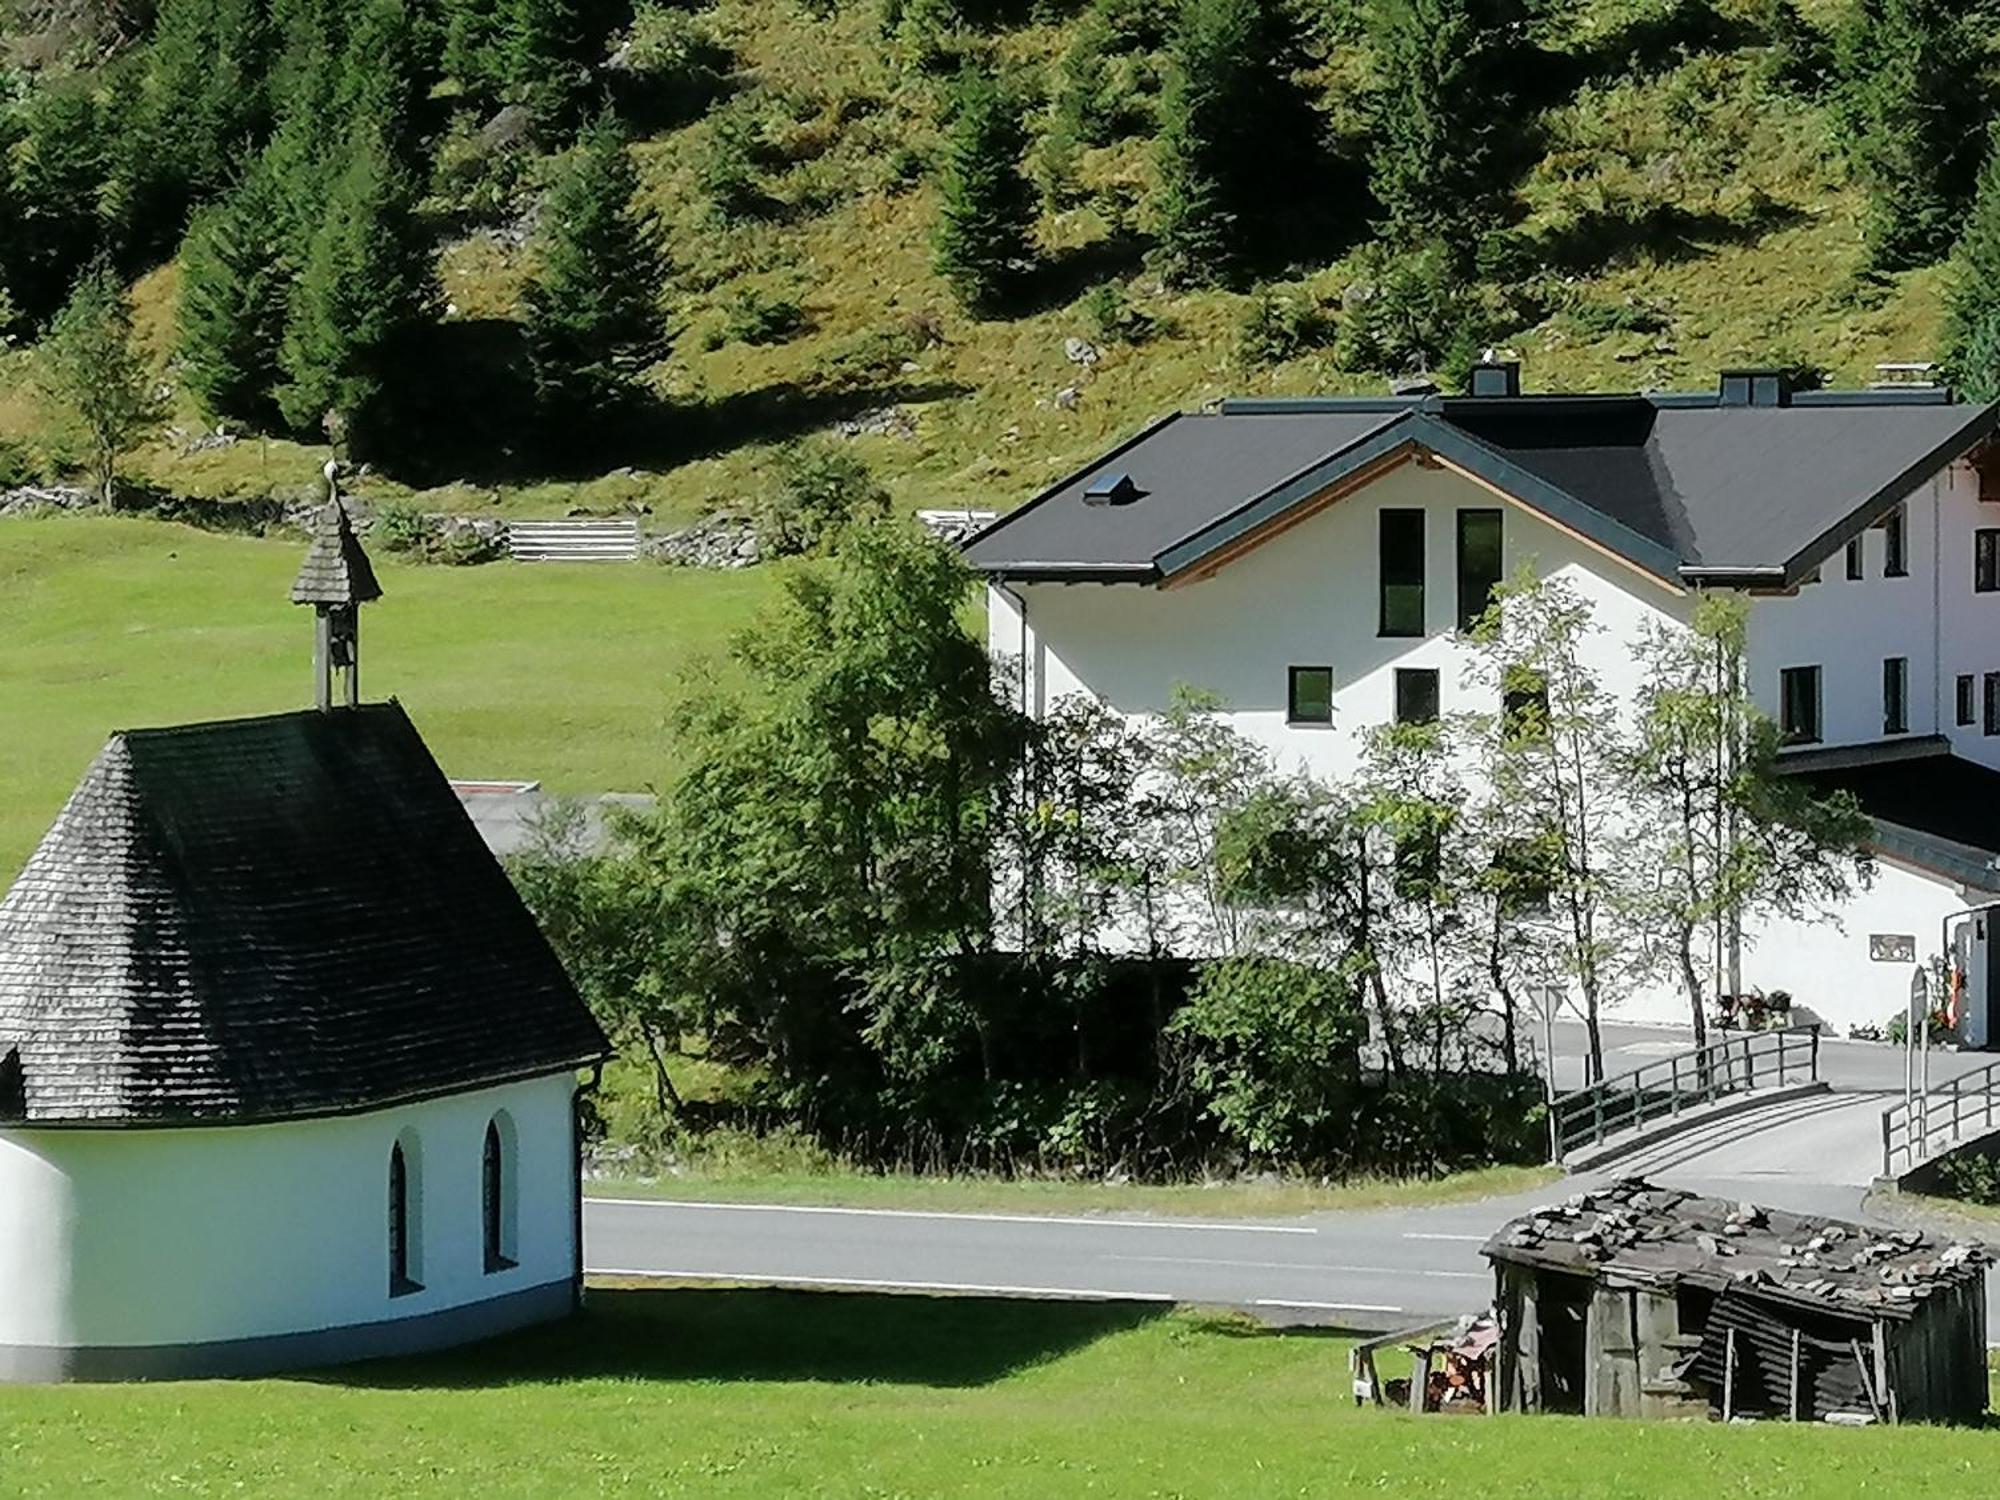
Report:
371,316,971,488
316,1287,1166,1391
1531,199,1808,276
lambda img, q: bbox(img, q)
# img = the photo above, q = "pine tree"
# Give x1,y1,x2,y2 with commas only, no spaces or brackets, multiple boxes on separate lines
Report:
275,126,436,446
1366,0,1530,256
505,0,594,136
35,262,163,509
521,109,667,429
9,81,112,322
443,0,509,103
1835,0,1986,271
177,161,293,425
931,64,1036,315
1941,134,2000,400
1153,0,1321,287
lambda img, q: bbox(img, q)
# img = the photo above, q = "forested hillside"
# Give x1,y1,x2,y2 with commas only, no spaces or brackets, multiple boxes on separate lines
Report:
2,0,1999,525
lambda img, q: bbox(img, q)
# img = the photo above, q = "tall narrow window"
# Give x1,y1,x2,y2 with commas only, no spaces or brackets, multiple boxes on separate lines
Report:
1880,505,1907,578
1959,674,1977,727
1395,667,1440,725
1883,657,1908,735
1456,510,1504,630
1845,536,1864,580
1379,510,1425,637
1288,666,1333,725
483,1120,516,1273
389,1141,421,1296
1986,673,2000,737
1780,666,1821,745
1977,529,2000,593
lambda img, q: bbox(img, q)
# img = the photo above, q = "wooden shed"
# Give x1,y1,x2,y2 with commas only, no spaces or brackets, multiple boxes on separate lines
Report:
1484,1180,1989,1425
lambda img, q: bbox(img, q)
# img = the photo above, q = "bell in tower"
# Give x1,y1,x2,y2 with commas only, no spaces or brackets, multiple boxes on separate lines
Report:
289,460,383,711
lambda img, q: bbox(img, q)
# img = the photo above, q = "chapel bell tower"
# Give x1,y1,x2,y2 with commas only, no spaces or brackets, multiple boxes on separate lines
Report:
289,460,383,711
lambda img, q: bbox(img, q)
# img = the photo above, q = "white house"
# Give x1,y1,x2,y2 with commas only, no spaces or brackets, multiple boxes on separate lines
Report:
964,365,2000,1040
0,497,610,1381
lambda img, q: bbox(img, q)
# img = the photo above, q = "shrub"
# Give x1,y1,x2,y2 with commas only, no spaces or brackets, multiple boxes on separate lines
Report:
755,438,890,555
1078,282,1157,345
1236,284,1332,367
699,101,777,222
369,500,434,555
1933,1150,2000,1206
615,3,734,128
707,287,810,348
1333,243,1493,382
428,110,536,228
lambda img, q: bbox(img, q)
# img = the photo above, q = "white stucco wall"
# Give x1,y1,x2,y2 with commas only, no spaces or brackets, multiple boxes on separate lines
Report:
991,457,1693,785
0,1071,578,1353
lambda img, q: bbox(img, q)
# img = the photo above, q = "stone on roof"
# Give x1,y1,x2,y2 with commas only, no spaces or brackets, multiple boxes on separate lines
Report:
0,703,608,1125
290,493,383,608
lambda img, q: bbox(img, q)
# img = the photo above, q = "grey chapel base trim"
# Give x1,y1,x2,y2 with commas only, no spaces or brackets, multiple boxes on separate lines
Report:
0,1277,575,1383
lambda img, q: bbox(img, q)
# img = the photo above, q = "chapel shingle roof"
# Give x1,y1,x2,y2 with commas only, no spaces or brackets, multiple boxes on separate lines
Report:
0,702,608,1125
290,497,383,607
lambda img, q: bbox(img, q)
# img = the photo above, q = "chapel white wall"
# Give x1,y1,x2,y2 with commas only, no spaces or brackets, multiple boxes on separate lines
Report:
0,1070,577,1351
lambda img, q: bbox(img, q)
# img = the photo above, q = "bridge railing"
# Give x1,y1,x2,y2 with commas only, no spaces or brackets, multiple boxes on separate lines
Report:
1881,1057,2000,1179
1551,1026,1822,1162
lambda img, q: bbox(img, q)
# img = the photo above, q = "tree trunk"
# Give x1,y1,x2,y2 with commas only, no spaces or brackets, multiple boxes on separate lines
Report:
1488,917,1521,1075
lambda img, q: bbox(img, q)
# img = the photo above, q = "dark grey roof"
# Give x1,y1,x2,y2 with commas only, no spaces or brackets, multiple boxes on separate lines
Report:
1779,736,2000,887
290,498,383,607
1485,1178,1987,1322
0,703,608,1126
963,390,2000,587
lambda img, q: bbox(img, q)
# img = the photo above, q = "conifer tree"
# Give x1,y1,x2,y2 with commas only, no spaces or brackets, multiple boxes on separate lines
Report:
931,64,1036,315
521,110,667,429
1835,0,1986,270
1940,134,2000,401
1366,0,1530,255
275,126,436,446
8,82,111,322
505,0,594,135
177,162,293,425
1153,0,1321,287
443,0,508,103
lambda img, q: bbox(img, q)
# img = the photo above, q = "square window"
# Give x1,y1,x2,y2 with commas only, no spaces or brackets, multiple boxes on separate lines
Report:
1395,667,1440,726
1780,666,1821,745
1846,536,1864,581
1977,529,2000,594
1288,666,1333,725
1883,657,1908,736
1457,510,1504,630
1958,674,1976,727
1379,510,1425,637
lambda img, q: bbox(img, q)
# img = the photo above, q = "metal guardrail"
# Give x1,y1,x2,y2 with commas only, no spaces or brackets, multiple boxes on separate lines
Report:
508,519,642,563
1552,1026,1822,1161
1881,1057,2000,1179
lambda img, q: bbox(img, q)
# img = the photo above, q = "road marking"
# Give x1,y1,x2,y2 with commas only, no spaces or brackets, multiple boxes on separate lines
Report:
588,1267,1177,1302
1253,1298,1403,1314
1402,1232,1488,1243
586,1198,1317,1235
1106,1254,1487,1280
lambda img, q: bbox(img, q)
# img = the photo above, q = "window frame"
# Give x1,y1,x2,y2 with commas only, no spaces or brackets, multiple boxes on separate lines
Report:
1779,665,1822,746
1977,529,2000,594
1883,656,1908,736
389,1140,422,1297
1986,672,2000,738
1287,665,1334,726
1394,667,1441,726
1845,536,1864,581
1958,673,1977,728
1378,509,1425,638
1456,509,1504,631
483,1118,517,1274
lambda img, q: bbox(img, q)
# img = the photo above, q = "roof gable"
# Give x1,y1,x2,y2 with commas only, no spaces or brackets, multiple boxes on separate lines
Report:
291,498,383,607
0,703,607,1126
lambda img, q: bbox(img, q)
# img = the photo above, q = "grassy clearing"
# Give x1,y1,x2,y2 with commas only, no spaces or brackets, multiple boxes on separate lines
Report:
587,1162,1561,1218
0,515,773,881
0,1287,1994,1499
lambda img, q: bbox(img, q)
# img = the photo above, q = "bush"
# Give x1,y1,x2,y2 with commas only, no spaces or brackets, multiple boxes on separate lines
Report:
1236,284,1332,367
428,110,536,228
1333,243,1494,382
755,438,890,555
369,500,435,555
706,286,810,348
613,3,734,128
700,102,778,222
1078,282,1158,346
1933,1150,2000,1206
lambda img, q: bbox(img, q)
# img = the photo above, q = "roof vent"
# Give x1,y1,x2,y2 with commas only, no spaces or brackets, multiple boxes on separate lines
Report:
1391,373,1440,397
1719,368,1795,408
1468,360,1521,398
1082,472,1143,506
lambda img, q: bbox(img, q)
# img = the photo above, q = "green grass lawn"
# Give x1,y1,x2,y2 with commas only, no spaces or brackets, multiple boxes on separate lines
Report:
1,1287,1994,1499
0,515,774,882
587,1163,1561,1219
